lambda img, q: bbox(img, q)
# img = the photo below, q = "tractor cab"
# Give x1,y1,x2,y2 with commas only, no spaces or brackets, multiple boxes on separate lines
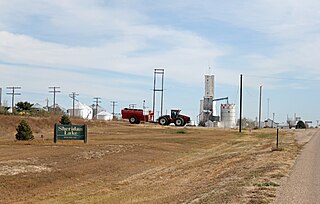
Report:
171,109,181,119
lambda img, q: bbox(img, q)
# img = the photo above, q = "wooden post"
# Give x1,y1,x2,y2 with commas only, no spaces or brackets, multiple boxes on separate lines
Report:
239,74,243,133
84,124,88,144
276,128,279,149
54,123,57,143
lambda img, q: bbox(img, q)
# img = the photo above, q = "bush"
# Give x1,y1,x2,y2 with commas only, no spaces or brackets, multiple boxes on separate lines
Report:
176,130,187,134
60,115,71,125
16,120,34,141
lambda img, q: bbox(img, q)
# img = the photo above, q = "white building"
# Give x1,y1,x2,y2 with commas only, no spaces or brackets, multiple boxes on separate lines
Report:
96,110,113,121
264,118,279,128
67,101,93,119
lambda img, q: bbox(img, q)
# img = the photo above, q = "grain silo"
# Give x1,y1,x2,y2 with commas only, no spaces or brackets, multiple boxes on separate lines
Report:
220,104,236,128
205,75,214,98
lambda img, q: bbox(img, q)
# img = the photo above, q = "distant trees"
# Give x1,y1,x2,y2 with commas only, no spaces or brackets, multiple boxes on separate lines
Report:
237,117,256,129
16,101,33,112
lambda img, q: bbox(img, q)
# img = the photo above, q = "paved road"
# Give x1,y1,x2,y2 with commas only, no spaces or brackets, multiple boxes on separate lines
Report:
274,130,320,204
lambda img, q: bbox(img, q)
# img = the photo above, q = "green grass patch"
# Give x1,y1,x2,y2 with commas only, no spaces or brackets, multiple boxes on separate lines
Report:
176,130,187,134
254,181,280,187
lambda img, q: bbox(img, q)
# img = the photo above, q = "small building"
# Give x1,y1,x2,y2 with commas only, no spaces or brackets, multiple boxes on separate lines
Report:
31,103,46,112
67,102,93,120
96,110,113,121
264,118,279,128
48,104,67,114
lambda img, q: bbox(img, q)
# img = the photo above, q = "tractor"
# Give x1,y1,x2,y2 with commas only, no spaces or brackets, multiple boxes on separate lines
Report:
158,109,190,126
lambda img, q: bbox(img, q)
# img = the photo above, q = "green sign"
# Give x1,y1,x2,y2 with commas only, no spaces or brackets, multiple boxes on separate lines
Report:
54,124,88,143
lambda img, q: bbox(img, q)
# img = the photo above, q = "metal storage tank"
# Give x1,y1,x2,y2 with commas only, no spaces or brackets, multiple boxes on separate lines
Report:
220,104,236,128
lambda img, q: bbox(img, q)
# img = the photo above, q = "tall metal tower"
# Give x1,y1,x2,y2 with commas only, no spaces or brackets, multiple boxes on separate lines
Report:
152,68,165,121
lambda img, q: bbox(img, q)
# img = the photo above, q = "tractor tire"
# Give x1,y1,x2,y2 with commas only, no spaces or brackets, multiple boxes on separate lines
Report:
159,117,168,126
129,116,138,124
175,117,185,126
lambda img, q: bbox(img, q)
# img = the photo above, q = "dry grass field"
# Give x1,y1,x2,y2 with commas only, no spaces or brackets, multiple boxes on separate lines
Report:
0,115,309,203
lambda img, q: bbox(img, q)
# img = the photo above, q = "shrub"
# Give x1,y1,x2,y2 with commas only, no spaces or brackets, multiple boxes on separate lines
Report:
16,120,34,141
60,115,71,125
176,130,187,134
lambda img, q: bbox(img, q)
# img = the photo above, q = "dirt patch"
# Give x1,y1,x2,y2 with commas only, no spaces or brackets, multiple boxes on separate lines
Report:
0,159,52,176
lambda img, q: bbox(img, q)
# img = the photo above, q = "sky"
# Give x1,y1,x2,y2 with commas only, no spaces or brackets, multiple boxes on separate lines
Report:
1,0,320,125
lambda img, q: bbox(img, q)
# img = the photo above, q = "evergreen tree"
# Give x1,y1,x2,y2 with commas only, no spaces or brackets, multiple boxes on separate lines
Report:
16,120,34,140
60,115,72,125
16,101,33,112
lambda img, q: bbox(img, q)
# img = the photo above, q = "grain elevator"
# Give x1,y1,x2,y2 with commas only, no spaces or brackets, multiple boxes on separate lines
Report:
199,73,237,128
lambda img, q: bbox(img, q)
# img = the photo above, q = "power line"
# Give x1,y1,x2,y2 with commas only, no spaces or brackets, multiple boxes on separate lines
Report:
245,74,320,82
93,97,101,119
6,86,21,112
49,86,61,112
69,92,79,117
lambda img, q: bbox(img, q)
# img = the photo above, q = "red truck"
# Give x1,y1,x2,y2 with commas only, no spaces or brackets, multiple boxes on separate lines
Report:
121,108,154,124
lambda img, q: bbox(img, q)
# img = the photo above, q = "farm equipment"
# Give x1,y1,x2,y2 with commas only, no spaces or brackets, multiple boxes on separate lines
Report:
158,109,190,126
121,108,153,124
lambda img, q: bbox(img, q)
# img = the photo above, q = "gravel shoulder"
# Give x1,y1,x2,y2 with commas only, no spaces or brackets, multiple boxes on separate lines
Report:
274,129,320,204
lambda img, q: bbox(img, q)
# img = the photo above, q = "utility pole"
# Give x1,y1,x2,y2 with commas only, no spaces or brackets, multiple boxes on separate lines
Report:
6,86,21,113
69,92,79,117
129,103,136,109
0,87,2,110
259,85,262,128
272,113,275,128
239,74,243,133
49,86,60,112
45,98,49,111
267,98,270,119
111,101,118,119
93,97,101,119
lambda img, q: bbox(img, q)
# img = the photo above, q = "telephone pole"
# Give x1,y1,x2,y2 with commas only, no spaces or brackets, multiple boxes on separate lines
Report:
129,103,136,109
111,101,118,119
239,74,243,133
258,85,262,128
0,87,2,110
93,97,101,119
49,86,60,112
6,86,21,112
45,98,49,111
69,92,79,117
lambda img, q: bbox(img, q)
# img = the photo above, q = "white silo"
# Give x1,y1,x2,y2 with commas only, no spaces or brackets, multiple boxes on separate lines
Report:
220,104,237,128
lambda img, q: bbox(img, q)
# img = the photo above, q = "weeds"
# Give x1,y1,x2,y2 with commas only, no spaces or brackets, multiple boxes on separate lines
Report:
176,130,187,134
254,181,280,187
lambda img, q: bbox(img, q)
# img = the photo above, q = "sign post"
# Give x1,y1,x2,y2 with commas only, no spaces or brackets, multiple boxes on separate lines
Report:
54,124,88,143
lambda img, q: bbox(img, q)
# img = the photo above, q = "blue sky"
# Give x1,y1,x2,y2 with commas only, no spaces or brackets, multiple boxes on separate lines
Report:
1,0,320,124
